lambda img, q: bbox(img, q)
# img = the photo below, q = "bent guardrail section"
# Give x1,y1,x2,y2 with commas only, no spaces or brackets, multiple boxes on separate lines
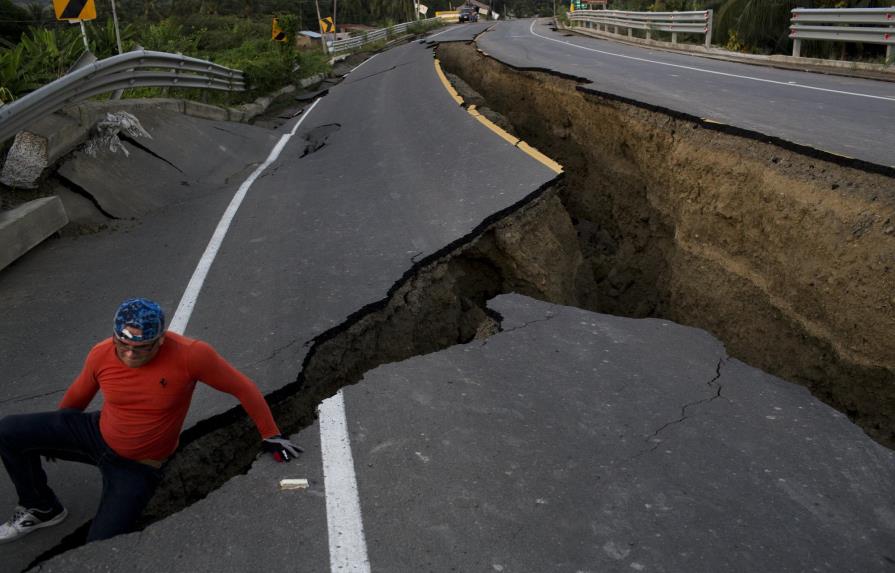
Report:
790,7,895,62
569,9,713,48
0,50,245,144
328,17,440,54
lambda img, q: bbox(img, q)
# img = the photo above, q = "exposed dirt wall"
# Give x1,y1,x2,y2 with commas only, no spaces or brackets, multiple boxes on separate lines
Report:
436,42,895,447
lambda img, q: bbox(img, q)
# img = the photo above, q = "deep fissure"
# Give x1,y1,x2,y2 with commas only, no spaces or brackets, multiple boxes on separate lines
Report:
435,41,895,449
27,179,571,569
25,41,895,569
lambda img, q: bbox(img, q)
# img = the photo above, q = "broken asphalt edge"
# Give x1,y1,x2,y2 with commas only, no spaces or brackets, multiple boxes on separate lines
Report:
0,82,310,273
24,172,564,570
460,43,895,179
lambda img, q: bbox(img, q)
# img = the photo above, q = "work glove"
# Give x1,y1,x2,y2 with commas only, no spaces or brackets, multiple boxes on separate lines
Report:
262,435,304,463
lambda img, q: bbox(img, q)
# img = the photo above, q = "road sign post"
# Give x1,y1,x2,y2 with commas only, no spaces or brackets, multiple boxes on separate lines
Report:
314,0,328,54
78,20,89,51
110,0,123,54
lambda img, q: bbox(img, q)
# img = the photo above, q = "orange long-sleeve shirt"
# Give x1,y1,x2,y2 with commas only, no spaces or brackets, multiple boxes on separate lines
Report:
59,332,280,461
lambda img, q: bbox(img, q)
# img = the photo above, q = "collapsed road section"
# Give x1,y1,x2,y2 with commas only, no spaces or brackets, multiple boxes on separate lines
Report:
435,41,895,449
8,39,565,570
6,32,894,572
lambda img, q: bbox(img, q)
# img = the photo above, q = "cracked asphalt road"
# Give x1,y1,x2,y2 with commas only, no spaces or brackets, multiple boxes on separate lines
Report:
477,19,895,168
3,35,557,572
3,23,894,573
344,294,895,573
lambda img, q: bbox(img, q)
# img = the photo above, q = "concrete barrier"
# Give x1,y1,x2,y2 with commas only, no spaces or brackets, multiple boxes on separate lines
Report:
0,86,299,190
0,196,68,271
0,114,83,189
0,83,304,273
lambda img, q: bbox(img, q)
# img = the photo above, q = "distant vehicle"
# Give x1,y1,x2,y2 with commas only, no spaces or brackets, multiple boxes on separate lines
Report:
458,6,479,23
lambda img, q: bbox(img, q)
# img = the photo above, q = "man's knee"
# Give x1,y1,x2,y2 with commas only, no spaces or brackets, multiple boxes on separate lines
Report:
0,411,67,447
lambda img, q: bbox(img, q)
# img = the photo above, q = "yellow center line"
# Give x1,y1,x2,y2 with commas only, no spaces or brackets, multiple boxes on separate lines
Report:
433,58,563,174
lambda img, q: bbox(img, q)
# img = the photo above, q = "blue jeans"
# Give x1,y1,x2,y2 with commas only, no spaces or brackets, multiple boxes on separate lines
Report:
0,409,162,542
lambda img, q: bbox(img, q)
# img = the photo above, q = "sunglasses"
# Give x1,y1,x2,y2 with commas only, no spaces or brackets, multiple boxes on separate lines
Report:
113,335,160,354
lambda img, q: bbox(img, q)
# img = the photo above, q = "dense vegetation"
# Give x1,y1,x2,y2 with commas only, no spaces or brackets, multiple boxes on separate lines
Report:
0,0,890,104
0,13,336,104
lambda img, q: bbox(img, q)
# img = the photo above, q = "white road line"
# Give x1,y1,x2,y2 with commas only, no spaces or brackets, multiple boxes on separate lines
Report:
319,390,371,573
349,53,378,75
168,98,321,334
428,25,458,39
528,20,895,103
165,93,370,572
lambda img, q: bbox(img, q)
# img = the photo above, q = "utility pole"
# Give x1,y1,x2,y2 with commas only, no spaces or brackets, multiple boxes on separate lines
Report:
332,0,337,52
314,0,328,54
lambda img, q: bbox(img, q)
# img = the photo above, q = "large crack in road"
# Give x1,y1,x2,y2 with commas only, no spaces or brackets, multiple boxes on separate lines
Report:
435,41,895,450
27,181,576,569
24,40,895,569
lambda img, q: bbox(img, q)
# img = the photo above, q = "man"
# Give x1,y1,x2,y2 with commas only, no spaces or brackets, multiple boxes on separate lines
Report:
0,297,302,543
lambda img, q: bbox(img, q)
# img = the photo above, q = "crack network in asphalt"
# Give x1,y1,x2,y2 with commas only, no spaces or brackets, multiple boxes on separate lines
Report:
633,356,729,458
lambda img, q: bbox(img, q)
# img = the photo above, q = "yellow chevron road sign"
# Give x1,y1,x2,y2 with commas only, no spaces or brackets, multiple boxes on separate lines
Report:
319,17,334,33
53,0,96,21
272,18,287,42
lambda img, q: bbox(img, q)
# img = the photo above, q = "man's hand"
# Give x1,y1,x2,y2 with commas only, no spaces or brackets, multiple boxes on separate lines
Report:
262,435,304,463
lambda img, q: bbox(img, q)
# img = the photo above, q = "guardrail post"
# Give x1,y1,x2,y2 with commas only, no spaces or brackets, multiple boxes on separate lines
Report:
792,37,802,57
672,31,677,44
705,9,712,48
887,44,893,65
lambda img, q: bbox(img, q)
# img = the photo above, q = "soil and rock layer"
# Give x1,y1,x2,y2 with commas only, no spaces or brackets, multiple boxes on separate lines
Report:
436,41,895,449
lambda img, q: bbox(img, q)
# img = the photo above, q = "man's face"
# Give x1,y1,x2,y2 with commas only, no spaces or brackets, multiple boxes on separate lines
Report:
113,326,164,368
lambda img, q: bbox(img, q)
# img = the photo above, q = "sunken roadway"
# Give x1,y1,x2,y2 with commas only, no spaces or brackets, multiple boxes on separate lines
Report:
0,22,892,573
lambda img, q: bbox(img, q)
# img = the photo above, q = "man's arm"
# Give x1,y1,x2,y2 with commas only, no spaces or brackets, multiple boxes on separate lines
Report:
58,348,101,410
188,340,280,438
189,341,302,461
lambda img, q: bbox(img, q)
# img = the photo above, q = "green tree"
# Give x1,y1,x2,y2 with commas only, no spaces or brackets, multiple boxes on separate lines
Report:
0,0,30,45
25,3,50,26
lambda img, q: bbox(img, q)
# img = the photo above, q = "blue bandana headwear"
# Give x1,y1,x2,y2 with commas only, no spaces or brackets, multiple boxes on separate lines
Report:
113,298,165,342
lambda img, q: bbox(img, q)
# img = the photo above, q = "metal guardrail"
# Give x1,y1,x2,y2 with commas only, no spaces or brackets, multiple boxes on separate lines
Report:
328,17,440,54
790,7,895,62
0,50,245,144
569,9,713,48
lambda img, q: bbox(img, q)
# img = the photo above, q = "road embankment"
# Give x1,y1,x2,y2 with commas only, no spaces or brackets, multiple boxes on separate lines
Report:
436,42,895,449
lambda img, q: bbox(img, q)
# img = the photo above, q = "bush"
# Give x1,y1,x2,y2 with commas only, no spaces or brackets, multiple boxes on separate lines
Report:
140,19,203,54
0,44,27,102
407,19,444,35
295,48,330,78
0,0,29,45
88,17,139,58
188,15,269,52
212,38,296,96
1,14,332,104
